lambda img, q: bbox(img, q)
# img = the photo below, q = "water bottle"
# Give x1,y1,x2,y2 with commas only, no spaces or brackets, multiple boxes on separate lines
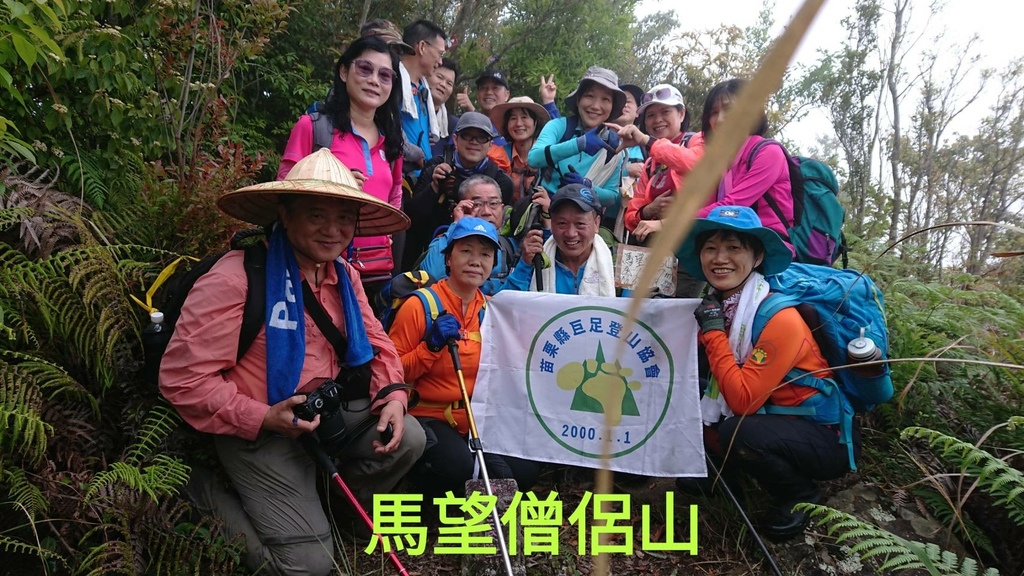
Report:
847,327,884,377
142,311,169,387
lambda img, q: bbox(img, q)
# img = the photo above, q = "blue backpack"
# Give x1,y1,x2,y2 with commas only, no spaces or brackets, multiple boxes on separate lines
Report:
747,140,848,268
751,263,893,470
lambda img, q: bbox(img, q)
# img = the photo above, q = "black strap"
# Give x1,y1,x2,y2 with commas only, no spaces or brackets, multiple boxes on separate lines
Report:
237,243,267,361
758,193,791,242
300,280,352,362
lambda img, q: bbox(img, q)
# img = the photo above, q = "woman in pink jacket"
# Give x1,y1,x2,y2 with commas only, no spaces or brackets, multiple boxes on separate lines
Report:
278,36,405,304
698,78,795,256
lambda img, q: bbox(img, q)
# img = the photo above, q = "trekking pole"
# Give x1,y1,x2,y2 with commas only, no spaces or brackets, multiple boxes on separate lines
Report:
297,435,410,576
705,454,783,576
447,339,516,576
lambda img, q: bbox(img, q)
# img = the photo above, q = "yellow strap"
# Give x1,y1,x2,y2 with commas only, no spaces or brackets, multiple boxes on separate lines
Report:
418,399,465,428
129,256,198,314
465,331,482,343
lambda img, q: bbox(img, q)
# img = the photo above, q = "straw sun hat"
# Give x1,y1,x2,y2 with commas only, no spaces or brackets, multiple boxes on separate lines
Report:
217,148,410,236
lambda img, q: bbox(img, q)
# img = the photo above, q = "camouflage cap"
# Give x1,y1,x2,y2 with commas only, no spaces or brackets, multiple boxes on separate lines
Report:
360,19,415,55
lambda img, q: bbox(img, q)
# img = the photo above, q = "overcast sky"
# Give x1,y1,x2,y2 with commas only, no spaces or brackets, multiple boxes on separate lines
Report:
637,0,1020,149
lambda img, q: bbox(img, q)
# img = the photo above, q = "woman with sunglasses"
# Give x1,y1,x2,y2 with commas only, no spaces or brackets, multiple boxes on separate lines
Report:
278,36,404,304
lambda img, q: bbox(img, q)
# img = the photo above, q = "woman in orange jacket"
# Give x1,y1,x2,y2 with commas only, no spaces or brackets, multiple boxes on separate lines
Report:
388,217,541,499
680,206,859,542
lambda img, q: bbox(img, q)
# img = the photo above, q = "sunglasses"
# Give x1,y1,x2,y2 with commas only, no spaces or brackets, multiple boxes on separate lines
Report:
457,132,493,144
351,59,395,85
641,87,679,105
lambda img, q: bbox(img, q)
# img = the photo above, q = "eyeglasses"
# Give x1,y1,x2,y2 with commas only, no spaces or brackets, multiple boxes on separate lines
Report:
351,59,395,86
641,86,680,105
457,132,493,144
471,199,503,210
421,40,446,57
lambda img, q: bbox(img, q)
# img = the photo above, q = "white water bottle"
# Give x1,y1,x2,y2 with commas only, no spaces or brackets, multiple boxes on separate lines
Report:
847,327,883,376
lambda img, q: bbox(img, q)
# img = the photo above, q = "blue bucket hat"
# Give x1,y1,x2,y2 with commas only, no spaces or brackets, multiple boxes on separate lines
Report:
677,206,792,281
444,216,500,251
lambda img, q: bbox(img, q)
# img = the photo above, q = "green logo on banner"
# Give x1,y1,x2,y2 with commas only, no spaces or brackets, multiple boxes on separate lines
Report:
525,306,674,459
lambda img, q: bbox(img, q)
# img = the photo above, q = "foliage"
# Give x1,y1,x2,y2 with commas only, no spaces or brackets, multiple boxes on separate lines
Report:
801,503,1000,575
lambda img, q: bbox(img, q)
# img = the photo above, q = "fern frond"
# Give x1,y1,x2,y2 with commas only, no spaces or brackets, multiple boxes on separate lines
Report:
0,360,53,464
124,404,182,466
903,424,1024,527
0,535,66,568
1,466,48,519
800,503,999,576
85,454,190,504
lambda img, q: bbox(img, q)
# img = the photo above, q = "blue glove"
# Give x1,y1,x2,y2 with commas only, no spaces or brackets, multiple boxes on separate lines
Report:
560,169,593,189
694,295,725,333
576,126,612,156
425,313,462,352
601,128,621,152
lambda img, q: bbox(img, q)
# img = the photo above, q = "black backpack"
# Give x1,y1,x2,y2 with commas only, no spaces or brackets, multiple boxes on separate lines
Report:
138,231,267,389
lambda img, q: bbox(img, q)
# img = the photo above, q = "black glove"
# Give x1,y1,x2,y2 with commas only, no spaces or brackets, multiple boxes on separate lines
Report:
694,295,725,333
425,313,462,352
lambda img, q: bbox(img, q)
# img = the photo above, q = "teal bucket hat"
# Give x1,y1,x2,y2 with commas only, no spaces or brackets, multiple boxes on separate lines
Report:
677,206,792,281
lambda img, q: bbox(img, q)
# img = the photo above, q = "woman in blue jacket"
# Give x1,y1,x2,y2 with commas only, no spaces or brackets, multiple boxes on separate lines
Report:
527,66,626,227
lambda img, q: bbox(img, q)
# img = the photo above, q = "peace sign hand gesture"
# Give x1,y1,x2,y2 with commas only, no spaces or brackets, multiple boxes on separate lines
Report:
540,74,557,105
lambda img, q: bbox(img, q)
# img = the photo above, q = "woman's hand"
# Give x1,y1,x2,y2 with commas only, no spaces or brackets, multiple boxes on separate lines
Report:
531,188,551,216
626,162,644,179
350,169,368,189
642,193,674,220
633,219,663,242
607,123,649,151
539,74,557,105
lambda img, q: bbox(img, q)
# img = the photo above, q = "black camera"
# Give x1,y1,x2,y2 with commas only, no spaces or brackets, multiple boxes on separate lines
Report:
293,377,349,453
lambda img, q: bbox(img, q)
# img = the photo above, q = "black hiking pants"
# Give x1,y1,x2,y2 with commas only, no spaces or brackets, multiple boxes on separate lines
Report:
713,414,860,509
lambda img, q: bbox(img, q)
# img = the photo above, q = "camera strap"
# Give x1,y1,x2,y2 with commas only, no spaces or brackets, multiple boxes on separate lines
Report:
301,280,380,399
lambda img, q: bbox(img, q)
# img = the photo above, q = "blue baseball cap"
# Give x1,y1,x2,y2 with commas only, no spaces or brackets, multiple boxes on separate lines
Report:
445,216,500,250
677,206,792,280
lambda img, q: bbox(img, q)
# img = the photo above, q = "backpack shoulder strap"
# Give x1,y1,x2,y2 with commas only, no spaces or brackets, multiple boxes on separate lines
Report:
237,243,267,361
310,111,334,152
751,292,800,345
745,137,779,171
543,116,580,172
413,287,446,336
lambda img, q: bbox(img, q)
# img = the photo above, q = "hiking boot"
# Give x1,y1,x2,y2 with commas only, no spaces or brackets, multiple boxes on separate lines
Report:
763,489,820,542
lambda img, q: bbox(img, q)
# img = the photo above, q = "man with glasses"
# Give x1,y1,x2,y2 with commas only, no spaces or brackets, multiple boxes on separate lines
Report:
413,175,525,294
399,19,448,171
402,112,514,270
428,57,460,158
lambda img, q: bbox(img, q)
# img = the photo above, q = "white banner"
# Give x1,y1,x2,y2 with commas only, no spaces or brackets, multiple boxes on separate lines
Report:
472,291,706,477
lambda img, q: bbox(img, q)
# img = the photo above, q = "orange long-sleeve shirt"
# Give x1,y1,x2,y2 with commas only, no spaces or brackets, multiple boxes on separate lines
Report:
388,279,485,435
624,132,706,233
700,306,830,414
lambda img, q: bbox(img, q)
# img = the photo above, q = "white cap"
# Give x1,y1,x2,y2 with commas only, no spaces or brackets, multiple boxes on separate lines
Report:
150,311,165,323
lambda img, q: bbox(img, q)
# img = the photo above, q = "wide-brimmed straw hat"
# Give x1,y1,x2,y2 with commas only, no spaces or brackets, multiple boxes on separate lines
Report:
218,148,410,236
564,66,627,122
677,206,792,281
488,96,551,140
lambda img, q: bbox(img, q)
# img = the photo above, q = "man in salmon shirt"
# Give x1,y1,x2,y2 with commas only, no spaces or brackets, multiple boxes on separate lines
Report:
160,150,425,576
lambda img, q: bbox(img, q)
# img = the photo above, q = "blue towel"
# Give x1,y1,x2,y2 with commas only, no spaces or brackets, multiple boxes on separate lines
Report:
265,224,374,406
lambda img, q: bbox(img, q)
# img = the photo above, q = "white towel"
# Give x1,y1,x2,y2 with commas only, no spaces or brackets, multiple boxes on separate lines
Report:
530,234,616,296
584,148,626,190
399,62,440,140
437,105,450,139
699,271,770,425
